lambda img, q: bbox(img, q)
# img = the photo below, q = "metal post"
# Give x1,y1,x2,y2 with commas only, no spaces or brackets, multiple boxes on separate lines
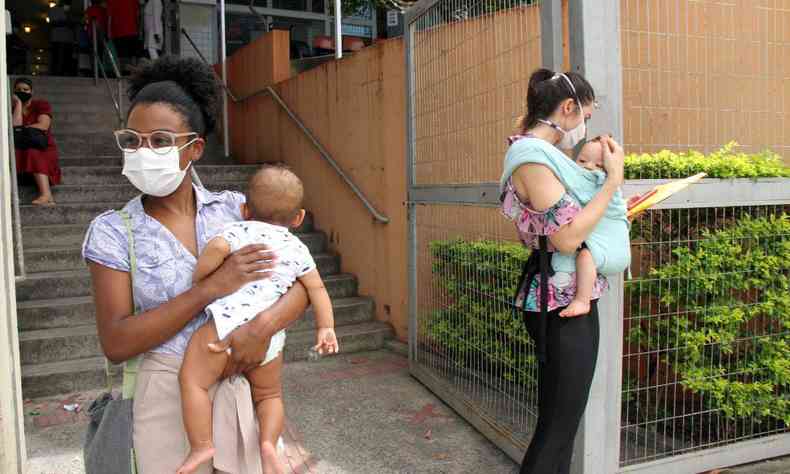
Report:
92,22,99,86
568,0,623,140
404,19,417,363
334,0,342,59
567,2,624,471
220,0,230,158
540,0,563,71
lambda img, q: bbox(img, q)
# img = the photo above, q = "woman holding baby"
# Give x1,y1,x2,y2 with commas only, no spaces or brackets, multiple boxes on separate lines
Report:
500,68,638,474
82,56,309,473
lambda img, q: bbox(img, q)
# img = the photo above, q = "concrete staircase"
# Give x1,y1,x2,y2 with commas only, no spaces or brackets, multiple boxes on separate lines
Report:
16,76,392,398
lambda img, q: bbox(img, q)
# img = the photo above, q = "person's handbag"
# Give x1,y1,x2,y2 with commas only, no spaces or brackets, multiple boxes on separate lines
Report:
84,210,142,474
13,126,48,150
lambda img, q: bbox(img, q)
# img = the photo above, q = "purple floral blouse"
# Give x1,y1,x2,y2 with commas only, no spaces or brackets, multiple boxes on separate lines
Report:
501,135,608,312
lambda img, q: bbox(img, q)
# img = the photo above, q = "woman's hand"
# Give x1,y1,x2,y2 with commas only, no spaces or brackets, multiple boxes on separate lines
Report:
209,323,272,378
601,136,625,187
200,244,277,300
11,94,21,111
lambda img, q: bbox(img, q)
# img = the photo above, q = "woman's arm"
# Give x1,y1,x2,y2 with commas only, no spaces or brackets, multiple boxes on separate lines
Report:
28,114,51,132
11,97,22,126
90,244,277,363
210,282,309,377
513,137,625,254
90,262,218,363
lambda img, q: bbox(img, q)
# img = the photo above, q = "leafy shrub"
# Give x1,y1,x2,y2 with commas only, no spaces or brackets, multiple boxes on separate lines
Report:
628,214,790,424
427,214,790,427
624,142,790,179
427,240,537,385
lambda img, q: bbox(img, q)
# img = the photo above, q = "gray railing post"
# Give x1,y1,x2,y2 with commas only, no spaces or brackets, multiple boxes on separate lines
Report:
6,84,26,282
92,22,99,86
567,0,625,472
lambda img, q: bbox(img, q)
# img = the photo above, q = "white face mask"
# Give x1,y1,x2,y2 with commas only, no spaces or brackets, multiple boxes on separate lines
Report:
122,141,196,197
539,106,587,149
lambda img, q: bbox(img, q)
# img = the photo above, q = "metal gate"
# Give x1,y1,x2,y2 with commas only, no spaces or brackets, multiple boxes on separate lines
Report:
404,0,790,472
405,0,550,464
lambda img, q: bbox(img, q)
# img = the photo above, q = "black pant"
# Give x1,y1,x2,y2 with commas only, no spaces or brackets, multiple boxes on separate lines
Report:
520,301,600,474
51,42,73,76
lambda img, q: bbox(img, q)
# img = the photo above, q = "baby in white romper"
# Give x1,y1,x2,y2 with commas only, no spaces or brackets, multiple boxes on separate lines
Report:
177,165,338,474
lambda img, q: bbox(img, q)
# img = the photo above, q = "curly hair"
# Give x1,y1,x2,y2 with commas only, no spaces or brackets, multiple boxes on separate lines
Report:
127,56,221,137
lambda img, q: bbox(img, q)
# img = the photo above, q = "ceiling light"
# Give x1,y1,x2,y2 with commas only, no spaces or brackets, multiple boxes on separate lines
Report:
49,2,56,7
24,26,31,33
46,17,50,23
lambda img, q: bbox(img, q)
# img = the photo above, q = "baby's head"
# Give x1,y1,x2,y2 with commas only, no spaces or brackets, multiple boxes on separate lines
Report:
572,137,604,172
242,164,305,228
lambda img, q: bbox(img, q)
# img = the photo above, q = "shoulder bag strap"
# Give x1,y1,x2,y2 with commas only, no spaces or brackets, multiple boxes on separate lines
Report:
117,210,142,399
537,235,549,362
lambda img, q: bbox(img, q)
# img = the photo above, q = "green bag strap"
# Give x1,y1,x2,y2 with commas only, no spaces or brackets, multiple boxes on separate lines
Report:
102,210,142,399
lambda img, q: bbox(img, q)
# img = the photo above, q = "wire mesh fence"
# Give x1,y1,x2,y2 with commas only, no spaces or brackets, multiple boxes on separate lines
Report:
412,0,542,185
408,0,545,460
412,204,538,454
621,204,790,467
406,0,790,471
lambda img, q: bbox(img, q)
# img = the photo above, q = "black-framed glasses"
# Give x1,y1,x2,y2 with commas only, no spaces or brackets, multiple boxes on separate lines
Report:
114,129,198,154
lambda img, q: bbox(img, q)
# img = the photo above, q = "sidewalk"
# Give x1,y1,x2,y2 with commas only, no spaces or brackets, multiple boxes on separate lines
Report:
25,349,516,473
23,348,790,473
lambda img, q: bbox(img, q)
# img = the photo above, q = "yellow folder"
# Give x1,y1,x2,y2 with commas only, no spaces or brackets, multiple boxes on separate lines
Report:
627,173,708,218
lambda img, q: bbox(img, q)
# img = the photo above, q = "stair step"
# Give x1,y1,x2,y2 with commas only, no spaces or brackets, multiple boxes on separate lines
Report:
19,201,314,230
19,182,246,204
57,165,258,186
19,325,101,365
56,133,118,157
20,222,325,253
21,320,391,398
58,154,238,167
282,321,393,363
21,357,114,399
16,270,357,302
58,155,123,167
23,244,339,274
18,298,376,366
17,295,373,332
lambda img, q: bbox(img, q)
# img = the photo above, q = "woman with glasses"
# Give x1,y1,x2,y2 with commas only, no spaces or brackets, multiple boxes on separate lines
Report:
12,78,62,206
82,56,309,473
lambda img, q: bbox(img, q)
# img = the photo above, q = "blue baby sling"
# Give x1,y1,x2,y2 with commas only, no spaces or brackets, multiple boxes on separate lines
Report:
500,137,630,362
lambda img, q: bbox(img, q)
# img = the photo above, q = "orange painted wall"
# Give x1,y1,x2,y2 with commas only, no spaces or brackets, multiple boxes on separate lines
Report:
225,36,409,341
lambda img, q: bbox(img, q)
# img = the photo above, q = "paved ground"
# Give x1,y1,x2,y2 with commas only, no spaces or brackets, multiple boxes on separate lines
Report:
22,348,790,473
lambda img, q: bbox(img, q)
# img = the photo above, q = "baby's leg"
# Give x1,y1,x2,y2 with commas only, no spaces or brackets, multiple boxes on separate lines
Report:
560,248,596,318
176,321,228,474
246,354,286,474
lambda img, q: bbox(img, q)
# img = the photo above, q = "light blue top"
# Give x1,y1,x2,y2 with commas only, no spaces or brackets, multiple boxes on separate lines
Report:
81,185,246,356
500,137,631,275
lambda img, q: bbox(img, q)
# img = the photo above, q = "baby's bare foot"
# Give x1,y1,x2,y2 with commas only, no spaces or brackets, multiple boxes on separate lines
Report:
176,446,215,474
261,441,285,474
560,300,590,318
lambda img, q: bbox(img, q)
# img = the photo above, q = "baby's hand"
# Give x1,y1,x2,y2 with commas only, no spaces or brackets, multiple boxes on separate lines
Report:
313,328,340,355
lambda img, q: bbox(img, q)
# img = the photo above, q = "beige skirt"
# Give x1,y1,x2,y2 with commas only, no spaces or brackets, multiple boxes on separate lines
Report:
133,352,265,474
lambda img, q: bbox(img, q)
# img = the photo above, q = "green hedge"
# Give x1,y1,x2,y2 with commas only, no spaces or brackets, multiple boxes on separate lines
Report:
624,142,790,179
427,240,537,385
427,214,790,425
628,214,790,424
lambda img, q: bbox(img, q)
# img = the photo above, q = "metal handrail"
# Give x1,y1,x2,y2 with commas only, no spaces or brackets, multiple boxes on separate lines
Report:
181,28,390,224
92,23,124,127
6,84,27,282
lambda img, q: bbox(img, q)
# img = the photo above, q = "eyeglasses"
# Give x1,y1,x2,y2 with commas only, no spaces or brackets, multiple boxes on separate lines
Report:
114,129,198,154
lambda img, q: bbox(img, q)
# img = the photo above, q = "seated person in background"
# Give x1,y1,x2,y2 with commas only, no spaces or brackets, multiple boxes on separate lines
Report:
12,78,61,206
